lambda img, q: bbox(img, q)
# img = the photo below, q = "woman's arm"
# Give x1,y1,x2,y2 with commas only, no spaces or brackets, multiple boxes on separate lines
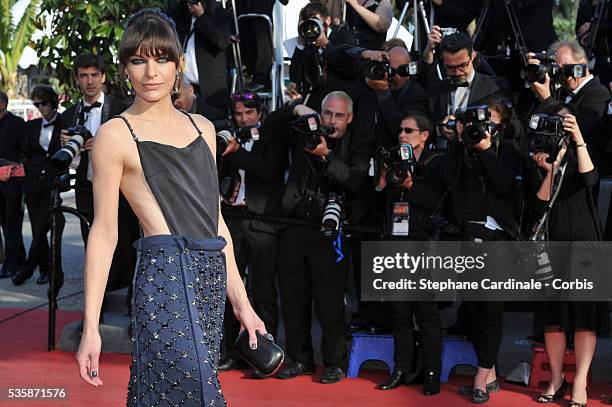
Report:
76,119,127,386
563,113,595,174
346,0,392,33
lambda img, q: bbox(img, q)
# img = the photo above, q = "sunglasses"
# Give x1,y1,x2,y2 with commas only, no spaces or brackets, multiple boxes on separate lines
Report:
231,92,257,101
33,101,50,108
398,127,422,134
443,60,471,72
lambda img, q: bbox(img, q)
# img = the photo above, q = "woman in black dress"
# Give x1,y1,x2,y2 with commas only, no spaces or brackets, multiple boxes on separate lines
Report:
532,103,610,407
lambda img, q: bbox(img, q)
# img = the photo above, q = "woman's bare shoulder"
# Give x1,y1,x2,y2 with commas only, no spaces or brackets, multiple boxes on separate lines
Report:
189,113,217,155
93,117,136,155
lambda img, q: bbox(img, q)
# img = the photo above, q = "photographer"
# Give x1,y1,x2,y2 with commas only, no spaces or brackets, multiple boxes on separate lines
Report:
374,112,444,395
0,91,26,279
167,0,232,109
443,104,520,404
173,79,226,123
12,86,63,286
365,46,430,145
423,31,511,136
215,90,288,375
529,102,609,406
61,52,139,317
274,91,372,384
529,40,610,165
290,3,362,110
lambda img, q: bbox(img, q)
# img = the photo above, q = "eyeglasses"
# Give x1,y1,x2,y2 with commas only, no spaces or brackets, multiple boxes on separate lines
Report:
231,91,257,101
443,60,471,72
33,101,49,108
321,110,346,120
398,127,422,134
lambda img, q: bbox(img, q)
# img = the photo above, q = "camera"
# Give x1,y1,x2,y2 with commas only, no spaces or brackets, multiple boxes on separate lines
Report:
299,18,325,44
524,63,562,84
49,125,93,173
321,192,343,238
455,106,496,146
291,113,334,150
527,114,567,159
375,144,417,186
364,60,418,81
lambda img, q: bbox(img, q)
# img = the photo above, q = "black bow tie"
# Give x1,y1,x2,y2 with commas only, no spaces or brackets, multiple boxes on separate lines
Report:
450,81,470,91
43,120,56,128
83,102,102,113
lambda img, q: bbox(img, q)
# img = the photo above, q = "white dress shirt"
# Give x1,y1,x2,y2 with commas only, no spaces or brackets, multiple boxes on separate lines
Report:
231,139,255,206
565,74,594,104
39,113,57,151
184,17,200,86
450,69,476,114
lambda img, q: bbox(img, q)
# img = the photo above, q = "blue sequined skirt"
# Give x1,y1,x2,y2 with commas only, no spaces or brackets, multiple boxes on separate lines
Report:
127,235,227,407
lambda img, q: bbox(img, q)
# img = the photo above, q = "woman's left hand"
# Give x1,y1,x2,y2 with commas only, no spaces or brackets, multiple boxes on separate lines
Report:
234,304,267,350
561,113,584,145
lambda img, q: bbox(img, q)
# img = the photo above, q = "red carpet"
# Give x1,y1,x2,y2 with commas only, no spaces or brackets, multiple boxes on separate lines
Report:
0,308,610,406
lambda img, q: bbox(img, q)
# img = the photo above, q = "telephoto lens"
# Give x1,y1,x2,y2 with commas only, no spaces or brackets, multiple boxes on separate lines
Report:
216,130,233,152
298,18,324,43
321,192,343,238
49,125,92,173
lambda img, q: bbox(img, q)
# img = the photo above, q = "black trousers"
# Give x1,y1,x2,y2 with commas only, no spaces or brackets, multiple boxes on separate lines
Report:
0,184,26,272
278,224,349,369
239,18,273,85
223,218,282,356
390,301,442,373
462,223,507,369
23,188,52,274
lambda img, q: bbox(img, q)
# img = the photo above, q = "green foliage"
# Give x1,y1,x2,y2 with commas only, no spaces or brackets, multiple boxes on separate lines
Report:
0,0,41,96
35,0,167,104
553,0,579,40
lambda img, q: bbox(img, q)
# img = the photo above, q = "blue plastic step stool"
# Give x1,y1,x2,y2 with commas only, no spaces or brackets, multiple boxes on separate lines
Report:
347,333,395,378
440,336,478,383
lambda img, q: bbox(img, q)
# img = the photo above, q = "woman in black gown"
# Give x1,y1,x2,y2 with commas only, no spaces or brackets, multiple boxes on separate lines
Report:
532,103,610,407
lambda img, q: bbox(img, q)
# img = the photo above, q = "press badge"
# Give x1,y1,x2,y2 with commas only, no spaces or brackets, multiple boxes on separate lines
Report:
392,202,410,236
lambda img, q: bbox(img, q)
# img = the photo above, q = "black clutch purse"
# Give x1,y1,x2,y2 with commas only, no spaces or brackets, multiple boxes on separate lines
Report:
234,331,284,376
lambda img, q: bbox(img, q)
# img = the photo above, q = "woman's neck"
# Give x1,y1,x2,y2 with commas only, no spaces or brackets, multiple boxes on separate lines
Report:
128,95,178,123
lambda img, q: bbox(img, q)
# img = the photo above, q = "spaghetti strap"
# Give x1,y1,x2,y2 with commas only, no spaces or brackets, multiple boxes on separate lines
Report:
113,115,139,142
178,109,203,135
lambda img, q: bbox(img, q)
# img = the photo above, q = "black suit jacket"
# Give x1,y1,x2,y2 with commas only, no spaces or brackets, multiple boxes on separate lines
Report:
220,125,289,216
21,114,64,193
427,71,511,123
168,2,232,109
0,111,26,193
62,94,130,190
537,77,610,164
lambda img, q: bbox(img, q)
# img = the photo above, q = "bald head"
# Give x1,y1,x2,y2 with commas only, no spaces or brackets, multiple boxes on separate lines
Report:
387,47,412,91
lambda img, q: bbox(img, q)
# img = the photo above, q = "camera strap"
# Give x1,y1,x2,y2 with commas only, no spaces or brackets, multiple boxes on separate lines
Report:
530,159,568,241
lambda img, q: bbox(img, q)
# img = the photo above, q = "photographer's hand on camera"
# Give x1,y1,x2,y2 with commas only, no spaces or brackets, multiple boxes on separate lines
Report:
440,115,457,141
366,74,390,91
527,53,553,102
221,136,240,157
294,104,318,117
305,136,331,160
472,131,492,152
561,113,584,145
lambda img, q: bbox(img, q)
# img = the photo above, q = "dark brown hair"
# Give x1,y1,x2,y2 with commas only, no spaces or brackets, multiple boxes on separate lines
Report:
31,85,59,109
118,8,183,93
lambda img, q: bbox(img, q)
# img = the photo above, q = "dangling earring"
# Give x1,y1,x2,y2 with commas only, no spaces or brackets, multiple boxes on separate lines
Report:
173,72,180,93
125,75,134,96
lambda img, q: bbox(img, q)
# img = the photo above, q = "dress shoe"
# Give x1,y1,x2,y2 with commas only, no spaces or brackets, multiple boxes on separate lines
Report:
36,273,50,285
218,356,248,371
12,268,34,286
276,361,315,379
378,369,410,390
0,269,15,279
319,366,345,384
422,371,441,395
471,388,489,404
459,379,500,395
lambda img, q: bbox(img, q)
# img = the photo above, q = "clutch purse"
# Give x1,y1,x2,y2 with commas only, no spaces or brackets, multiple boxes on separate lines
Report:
234,331,284,376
